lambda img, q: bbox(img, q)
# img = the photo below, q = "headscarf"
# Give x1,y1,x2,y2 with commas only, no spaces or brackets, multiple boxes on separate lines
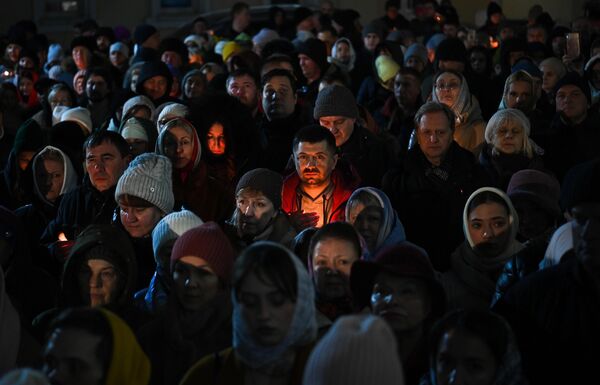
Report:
484,108,541,158
232,241,317,371
155,118,202,182
122,95,155,123
329,38,356,72
345,187,406,259
99,308,151,385
461,187,523,270
431,71,480,126
31,146,78,206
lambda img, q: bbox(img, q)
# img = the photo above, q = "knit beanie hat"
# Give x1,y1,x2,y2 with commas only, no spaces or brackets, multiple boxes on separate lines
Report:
362,22,384,39
302,314,405,385
252,28,279,49
109,42,130,57
314,85,359,120
553,71,591,104
120,117,150,142
375,55,400,83
435,37,467,64
60,107,93,135
404,43,428,66
507,169,561,218
115,153,174,214
134,24,158,45
170,222,235,282
152,209,204,261
236,168,283,208
12,119,43,154
222,41,243,62
297,38,328,73
293,7,314,26
122,95,155,120
157,102,189,125
426,33,446,51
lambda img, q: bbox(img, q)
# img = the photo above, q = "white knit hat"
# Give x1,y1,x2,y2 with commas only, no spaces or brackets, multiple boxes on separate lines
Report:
60,107,93,135
302,315,405,385
122,95,155,120
115,153,174,214
151,209,204,260
157,102,189,128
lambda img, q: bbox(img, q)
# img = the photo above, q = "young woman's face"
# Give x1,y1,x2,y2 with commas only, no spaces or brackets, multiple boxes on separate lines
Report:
238,270,296,347
207,122,226,156
164,125,194,169
172,256,219,311
434,72,461,107
43,158,65,202
468,202,511,257
77,258,120,307
435,329,498,385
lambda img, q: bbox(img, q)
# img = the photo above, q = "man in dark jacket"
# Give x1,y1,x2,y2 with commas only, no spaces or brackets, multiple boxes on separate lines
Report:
224,168,296,252
258,69,312,174
493,159,600,385
315,84,394,188
282,125,354,231
42,131,131,245
384,102,489,272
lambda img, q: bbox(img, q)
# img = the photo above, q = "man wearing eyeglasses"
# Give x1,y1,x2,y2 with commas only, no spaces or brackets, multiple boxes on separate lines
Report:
315,85,392,188
282,125,354,231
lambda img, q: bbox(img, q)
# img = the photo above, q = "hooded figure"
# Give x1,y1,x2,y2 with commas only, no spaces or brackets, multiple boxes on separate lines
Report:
329,37,356,73
15,146,78,277
118,117,158,158
345,187,406,259
156,117,233,222
135,61,174,106
442,187,523,310
431,71,486,154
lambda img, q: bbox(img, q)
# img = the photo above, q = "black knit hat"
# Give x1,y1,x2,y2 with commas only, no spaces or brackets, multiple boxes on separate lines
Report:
133,24,158,45
435,37,467,64
293,7,314,26
553,71,591,103
362,21,385,39
134,60,173,98
560,159,600,211
159,37,188,62
13,119,44,154
296,38,328,73
313,85,359,119
236,168,283,208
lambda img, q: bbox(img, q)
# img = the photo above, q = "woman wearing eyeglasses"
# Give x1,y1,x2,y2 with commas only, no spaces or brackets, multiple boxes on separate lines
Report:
431,70,486,154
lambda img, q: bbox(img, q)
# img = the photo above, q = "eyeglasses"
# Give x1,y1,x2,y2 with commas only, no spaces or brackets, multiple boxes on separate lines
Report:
435,82,460,91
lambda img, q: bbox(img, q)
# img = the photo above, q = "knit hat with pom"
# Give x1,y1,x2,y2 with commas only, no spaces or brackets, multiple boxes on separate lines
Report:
115,153,174,214
170,222,235,282
302,314,405,385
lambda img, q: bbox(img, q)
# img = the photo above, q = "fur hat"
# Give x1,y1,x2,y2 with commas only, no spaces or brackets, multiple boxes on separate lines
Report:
115,153,174,214
314,85,359,120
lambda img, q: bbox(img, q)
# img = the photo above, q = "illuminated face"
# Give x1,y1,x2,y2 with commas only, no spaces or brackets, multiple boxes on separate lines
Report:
311,237,359,300
142,75,168,101
17,150,36,171
72,46,90,70
163,125,194,169
18,76,33,97
467,201,511,258
85,141,129,192
119,204,163,238
235,189,277,237
319,115,355,147
77,258,120,307
492,120,525,155
434,72,461,107
293,140,337,188
506,80,532,112
6,43,21,63
416,111,453,166
227,74,258,109
206,122,226,156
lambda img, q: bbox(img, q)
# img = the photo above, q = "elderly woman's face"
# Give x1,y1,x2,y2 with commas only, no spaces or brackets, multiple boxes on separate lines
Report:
492,119,524,155
540,64,560,93
434,72,461,107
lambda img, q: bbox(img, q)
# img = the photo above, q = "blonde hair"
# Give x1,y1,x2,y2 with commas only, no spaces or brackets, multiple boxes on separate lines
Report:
484,108,533,158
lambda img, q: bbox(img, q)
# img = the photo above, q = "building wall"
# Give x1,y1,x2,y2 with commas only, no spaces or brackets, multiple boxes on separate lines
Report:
0,0,589,46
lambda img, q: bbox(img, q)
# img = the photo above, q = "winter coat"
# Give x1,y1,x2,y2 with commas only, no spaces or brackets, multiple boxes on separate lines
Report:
137,293,233,385
384,142,490,272
281,170,353,225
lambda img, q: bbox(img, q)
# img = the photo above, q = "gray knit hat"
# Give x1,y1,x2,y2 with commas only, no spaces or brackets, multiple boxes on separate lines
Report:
313,85,359,120
302,315,405,385
115,153,174,214
235,168,283,209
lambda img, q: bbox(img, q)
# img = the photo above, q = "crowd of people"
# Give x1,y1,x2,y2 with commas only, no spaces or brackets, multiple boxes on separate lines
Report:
1,0,599,384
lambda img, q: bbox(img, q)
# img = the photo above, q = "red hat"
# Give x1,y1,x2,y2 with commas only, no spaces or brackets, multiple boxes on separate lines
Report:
170,222,236,283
